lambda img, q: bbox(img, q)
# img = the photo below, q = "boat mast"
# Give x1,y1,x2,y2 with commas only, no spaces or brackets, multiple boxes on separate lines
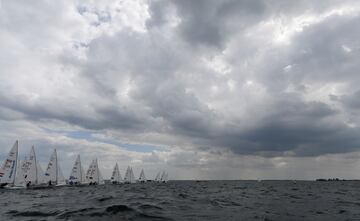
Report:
13,140,19,185
79,155,82,183
33,146,38,185
96,159,99,183
55,149,58,184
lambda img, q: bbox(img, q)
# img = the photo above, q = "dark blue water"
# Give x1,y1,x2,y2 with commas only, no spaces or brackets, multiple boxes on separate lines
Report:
1,181,360,220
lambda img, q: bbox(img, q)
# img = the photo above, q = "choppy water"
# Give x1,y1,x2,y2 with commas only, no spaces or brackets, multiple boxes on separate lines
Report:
1,180,360,220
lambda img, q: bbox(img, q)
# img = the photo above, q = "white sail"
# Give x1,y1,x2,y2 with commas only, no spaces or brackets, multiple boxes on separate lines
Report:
44,149,66,186
69,155,85,184
97,159,105,185
164,172,168,182
98,171,105,185
124,166,129,183
81,164,86,183
57,166,66,186
0,140,18,184
138,169,146,182
130,167,135,183
111,163,122,183
85,159,104,185
14,160,26,187
160,171,168,183
37,163,46,184
44,149,57,184
23,146,38,185
154,172,161,182
85,159,96,183
124,166,135,183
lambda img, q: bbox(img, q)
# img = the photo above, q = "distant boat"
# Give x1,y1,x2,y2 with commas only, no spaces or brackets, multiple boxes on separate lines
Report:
0,141,26,189
69,155,86,185
124,166,136,184
22,146,47,188
110,163,123,184
160,171,168,183
154,171,161,182
44,149,66,187
85,159,105,185
137,169,146,183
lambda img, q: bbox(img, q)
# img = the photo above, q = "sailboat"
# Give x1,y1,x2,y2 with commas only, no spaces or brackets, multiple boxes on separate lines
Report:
110,163,122,184
44,149,66,187
160,171,168,183
69,155,86,185
22,146,47,188
154,171,161,182
137,169,147,183
0,141,25,189
124,166,136,184
85,159,105,185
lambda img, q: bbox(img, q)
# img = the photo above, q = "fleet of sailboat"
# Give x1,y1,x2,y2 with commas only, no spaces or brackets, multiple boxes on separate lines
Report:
154,171,168,183
0,141,170,189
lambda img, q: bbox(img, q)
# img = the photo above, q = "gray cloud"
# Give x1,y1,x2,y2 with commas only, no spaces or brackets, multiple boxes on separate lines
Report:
1,0,360,179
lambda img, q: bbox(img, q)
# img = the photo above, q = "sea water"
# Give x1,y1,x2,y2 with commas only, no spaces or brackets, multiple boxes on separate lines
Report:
1,180,360,220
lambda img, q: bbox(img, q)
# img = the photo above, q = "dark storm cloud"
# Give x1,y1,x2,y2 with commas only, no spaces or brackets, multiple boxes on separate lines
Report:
0,94,147,132
177,94,355,157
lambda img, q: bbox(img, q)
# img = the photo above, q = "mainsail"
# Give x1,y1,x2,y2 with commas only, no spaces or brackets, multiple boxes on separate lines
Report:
154,172,161,182
138,169,146,182
44,149,58,184
0,141,18,185
98,163,105,185
124,166,136,183
86,159,96,183
160,171,168,183
57,166,66,186
44,149,66,186
111,163,122,183
21,146,46,186
37,162,46,184
69,155,85,184
85,159,104,185
14,160,26,188
124,166,130,183
130,167,135,183
23,146,38,185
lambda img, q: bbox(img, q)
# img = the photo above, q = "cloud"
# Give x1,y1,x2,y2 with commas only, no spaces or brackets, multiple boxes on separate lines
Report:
1,0,360,179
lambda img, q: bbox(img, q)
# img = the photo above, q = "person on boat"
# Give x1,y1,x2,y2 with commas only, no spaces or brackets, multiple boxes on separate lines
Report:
26,181,31,188
69,180,73,185
48,180,52,186
0,183,8,188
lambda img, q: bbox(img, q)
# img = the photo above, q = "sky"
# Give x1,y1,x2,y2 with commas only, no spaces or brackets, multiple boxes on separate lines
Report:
1,0,360,180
